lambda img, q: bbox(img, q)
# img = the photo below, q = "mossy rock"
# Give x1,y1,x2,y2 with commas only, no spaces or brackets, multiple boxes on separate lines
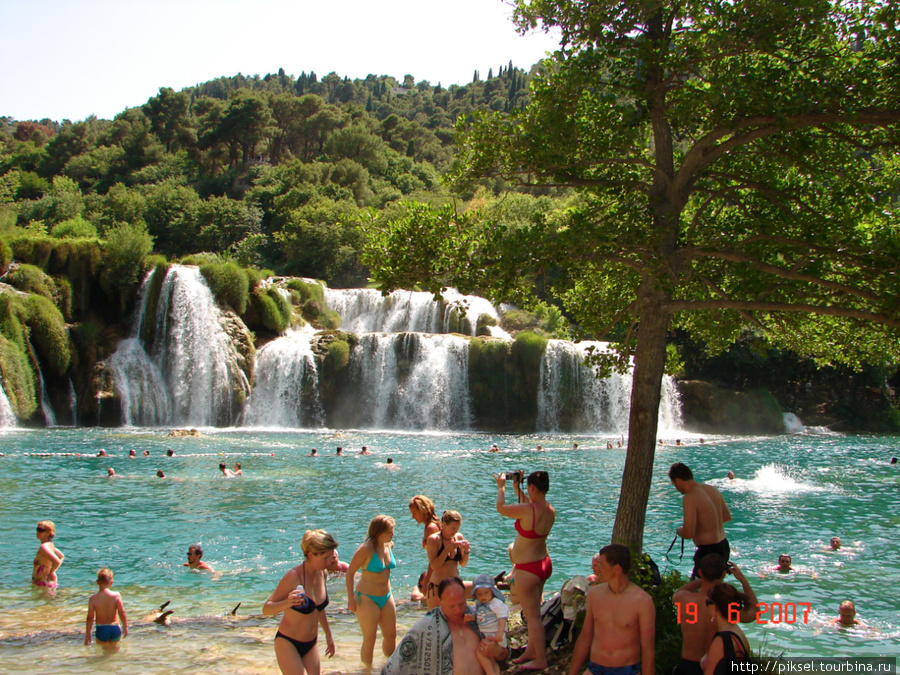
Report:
200,262,249,314
23,294,71,376
5,264,56,300
10,235,54,270
286,278,326,304
0,333,38,419
301,298,341,330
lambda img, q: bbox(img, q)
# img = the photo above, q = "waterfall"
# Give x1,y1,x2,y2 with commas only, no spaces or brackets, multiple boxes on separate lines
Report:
537,340,681,433
323,288,500,336
0,383,15,428
38,368,57,427
107,265,250,427
341,333,473,430
68,378,78,426
243,331,324,428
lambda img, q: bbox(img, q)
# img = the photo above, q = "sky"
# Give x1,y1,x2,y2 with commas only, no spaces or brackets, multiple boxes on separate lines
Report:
0,0,561,123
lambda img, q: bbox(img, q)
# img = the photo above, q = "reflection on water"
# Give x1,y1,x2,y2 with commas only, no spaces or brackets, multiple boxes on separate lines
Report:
1,428,898,671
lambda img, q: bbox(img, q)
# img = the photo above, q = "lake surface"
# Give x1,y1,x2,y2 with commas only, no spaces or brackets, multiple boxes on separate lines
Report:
1,427,898,673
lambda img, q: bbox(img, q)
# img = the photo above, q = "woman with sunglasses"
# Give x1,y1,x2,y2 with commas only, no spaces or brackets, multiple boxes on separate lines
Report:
703,582,751,675
263,529,338,675
494,470,555,670
33,520,64,592
424,510,469,609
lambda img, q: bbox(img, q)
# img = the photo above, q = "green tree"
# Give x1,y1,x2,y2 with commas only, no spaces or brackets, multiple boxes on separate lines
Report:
143,87,196,153
365,0,900,550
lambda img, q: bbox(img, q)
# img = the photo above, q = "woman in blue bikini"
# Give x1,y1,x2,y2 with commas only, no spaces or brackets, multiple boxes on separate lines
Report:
263,529,338,675
346,514,398,667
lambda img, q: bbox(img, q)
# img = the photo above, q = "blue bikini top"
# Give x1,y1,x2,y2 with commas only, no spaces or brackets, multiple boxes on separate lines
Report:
365,548,397,573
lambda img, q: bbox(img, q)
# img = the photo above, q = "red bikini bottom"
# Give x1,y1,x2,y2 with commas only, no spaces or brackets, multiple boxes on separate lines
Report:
513,556,553,582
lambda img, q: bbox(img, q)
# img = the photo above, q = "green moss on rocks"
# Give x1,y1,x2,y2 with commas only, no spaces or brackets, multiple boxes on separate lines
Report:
24,294,71,376
200,262,249,314
0,333,38,419
6,264,56,299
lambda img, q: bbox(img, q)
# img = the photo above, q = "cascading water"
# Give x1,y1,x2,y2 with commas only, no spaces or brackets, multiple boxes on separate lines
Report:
38,368,57,427
537,340,681,433
340,333,473,430
107,265,250,427
243,331,324,428
323,287,501,336
0,384,16,428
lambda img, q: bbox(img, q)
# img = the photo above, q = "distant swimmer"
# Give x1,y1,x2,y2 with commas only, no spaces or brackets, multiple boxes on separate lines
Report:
606,441,613,449
156,469,166,478
233,462,243,476
830,536,842,550
325,550,350,576
829,600,868,628
669,462,732,578
891,457,898,465
128,449,136,458
359,446,372,455
310,448,318,457
84,567,128,651
184,544,214,572
143,450,150,457
384,457,399,471
107,468,116,478
336,447,343,456
572,442,579,450
98,449,107,457
536,445,543,451
773,554,794,573
33,520,64,591
490,444,500,452
219,463,235,478
166,449,174,457
727,471,735,480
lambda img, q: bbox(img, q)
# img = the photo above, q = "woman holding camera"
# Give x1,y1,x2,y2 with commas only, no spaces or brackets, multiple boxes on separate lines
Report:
424,509,469,609
263,529,338,675
494,470,555,670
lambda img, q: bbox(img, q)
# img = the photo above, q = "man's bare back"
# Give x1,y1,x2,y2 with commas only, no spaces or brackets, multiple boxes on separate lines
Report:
680,483,729,546
672,587,715,661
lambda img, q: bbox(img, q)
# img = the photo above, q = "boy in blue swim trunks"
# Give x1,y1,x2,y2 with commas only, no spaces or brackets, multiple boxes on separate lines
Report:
85,567,128,651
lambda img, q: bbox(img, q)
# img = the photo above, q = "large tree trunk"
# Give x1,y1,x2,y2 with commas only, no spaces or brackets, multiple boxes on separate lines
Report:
611,286,672,552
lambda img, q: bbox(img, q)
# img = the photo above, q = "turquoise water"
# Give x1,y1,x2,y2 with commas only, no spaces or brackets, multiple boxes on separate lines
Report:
1,427,898,673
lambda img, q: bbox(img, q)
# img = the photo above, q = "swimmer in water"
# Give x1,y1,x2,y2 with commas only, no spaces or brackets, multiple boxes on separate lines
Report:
33,520,64,591
107,468,116,478
830,536,841,550
359,446,372,455
727,471,735,480
829,600,868,628
143,450,150,457
184,544,214,572
156,469,166,478
773,554,794,573
128,449,136,458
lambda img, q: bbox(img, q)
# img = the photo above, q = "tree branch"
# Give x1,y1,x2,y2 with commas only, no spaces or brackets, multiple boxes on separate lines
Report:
667,299,900,328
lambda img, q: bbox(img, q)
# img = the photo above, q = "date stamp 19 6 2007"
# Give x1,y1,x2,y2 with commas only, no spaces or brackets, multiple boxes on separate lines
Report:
675,601,813,624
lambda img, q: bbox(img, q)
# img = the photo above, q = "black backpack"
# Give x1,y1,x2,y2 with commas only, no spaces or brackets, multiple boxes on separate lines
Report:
541,592,574,650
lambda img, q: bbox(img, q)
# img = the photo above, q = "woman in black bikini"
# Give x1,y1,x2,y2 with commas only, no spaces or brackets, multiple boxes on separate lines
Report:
424,509,469,609
703,582,751,675
263,529,338,675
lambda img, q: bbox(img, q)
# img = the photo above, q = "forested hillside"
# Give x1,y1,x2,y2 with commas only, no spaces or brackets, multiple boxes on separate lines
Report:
1,64,532,286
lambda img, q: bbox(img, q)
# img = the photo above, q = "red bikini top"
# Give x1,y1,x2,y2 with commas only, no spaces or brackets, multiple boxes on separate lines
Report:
515,504,546,539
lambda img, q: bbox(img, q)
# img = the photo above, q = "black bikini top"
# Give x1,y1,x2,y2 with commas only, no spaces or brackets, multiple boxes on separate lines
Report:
437,538,464,562
290,563,329,614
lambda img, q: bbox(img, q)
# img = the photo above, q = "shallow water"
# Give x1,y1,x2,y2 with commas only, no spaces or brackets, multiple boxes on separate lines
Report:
1,427,898,672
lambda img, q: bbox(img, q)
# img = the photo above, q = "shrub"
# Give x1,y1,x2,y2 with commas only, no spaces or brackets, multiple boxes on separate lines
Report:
513,330,549,366
302,299,341,329
200,262,249,314
10,235,54,269
251,287,292,333
0,293,28,351
23,294,71,376
50,216,98,239
5,264,56,299
100,222,154,303
286,278,326,304
326,338,350,371
0,333,37,419
476,312,498,336
0,239,11,275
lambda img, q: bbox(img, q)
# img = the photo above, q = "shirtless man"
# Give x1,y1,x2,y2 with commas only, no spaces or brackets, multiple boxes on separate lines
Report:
829,600,867,627
671,555,758,675
219,463,235,477
440,578,487,674
184,544,214,571
568,544,655,675
669,462,731,578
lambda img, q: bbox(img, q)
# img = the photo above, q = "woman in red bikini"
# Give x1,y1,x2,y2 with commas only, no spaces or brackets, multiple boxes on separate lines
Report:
494,470,555,671
33,520,64,593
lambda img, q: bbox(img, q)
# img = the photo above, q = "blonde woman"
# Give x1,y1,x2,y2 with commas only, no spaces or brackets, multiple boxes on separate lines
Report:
346,515,398,666
263,529,338,675
425,510,469,609
33,520,64,592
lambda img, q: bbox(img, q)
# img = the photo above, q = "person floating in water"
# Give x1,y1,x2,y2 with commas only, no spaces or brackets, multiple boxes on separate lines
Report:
233,462,243,476
830,536,842,550
773,554,794,573
829,600,868,628
219,463,235,478
184,544,214,572
669,462,732,578
84,567,128,651
156,469,166,478
309,448,318,457
107,468,116,478
359,446,372,455
726,471,735,480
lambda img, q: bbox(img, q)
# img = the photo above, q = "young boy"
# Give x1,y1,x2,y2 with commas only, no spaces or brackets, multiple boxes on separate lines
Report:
469,573,509,675
85,567,128,650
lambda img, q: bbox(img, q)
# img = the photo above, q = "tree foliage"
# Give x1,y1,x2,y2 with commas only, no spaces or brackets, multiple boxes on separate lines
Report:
365,0,900,549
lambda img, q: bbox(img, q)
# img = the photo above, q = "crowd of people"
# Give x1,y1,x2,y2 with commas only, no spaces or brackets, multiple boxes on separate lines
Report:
28,455,869,675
